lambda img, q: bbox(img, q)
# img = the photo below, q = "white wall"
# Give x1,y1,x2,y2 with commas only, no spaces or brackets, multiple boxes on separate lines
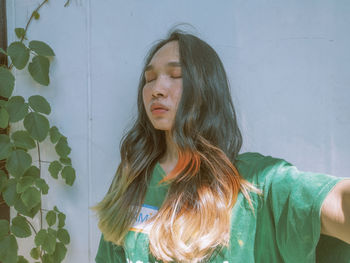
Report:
6,0,350,262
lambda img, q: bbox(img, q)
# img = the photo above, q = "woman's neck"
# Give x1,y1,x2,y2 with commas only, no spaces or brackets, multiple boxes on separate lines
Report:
159,131,178,174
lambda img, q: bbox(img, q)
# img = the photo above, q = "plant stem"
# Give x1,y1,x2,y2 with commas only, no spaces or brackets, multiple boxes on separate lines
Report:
28,107,44,231
36,138,44,261
8,0,49,70
36,140,43,231
23,214,42,262
37,143,42,178
24,214,44,261
20,0,48,42
24,217,38,236
39,160,51,163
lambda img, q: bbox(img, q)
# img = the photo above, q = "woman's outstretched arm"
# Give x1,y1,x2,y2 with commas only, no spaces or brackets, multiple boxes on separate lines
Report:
321,179,350,244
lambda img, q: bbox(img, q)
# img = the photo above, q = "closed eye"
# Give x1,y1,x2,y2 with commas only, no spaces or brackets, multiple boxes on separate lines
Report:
171,72,182,79
170,68,182,79
145,72,156,83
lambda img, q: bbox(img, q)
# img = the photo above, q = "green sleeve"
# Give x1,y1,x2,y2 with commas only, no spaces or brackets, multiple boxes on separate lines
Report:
261,155,348,262
95,234,126,263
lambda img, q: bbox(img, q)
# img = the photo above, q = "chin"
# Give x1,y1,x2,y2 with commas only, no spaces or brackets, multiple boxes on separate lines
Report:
153,126,171,131
151,122,171,131
148,117,173,131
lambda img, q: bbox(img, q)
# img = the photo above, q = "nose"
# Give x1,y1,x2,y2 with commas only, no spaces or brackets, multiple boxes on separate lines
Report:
152,76,168,98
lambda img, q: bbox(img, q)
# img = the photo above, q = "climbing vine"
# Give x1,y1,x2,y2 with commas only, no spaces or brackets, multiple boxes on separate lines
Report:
0,1,75,262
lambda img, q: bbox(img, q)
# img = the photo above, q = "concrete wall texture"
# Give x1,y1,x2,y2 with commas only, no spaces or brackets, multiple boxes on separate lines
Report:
6,0,350,262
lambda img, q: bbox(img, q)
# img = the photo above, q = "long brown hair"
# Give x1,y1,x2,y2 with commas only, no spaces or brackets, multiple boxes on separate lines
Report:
92,30,259,262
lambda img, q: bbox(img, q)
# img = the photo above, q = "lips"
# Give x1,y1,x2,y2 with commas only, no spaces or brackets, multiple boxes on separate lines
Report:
150,103,169,112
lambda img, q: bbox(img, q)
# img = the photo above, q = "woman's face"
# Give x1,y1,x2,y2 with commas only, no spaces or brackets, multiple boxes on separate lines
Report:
142,41,183,131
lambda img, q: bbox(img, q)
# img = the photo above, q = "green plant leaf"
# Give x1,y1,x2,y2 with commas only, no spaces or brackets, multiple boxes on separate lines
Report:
61,166,75,186
0,67,15,98
48,161,62,179
23,166,40,179
52,242,67,263
29,41,55,57
28,95,51,115
29,204,41,218
34,229,46,246
16,176,35,193
0,134,12,160
17,255,29,263
55,137,71,157
57,213,66,228
59,157,71,165
13,198,31,218
14,199,40,219
11,215,31,238
15,28,25,39
7,42,30,70
6,96,28,123
0,220,9,238
47,227,57,238
33,11,40,20
0,47,7,55
0,107,9,128
3,179,20,206
30,247,40,260
21,187,41,210
45,211,56,227
57,228,70,245
0,171,8,193
23,112,49,142
0,100,7,107
34,229,56,255
42,254,53,263
28,55,50,86
6,149,32,178
53,206,60,213
11,130,36,150
35,178,49,195
49,126,61,144
0,234,18,263
23,203,41,218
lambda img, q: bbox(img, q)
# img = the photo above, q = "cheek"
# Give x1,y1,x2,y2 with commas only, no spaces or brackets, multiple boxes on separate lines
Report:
174,85,183,106
142,87,149,107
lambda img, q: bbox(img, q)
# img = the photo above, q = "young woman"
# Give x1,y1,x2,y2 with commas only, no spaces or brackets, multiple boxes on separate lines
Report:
92,30,350,263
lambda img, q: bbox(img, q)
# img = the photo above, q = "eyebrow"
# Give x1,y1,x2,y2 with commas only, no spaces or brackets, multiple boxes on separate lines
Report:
145,61,181,72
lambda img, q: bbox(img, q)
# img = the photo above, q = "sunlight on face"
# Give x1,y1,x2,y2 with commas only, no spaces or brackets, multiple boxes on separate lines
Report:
142,41,183,131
